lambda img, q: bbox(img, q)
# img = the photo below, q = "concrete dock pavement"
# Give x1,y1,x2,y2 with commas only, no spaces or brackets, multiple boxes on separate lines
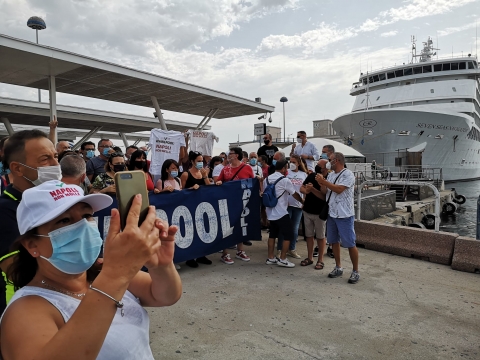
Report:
148,232,480,360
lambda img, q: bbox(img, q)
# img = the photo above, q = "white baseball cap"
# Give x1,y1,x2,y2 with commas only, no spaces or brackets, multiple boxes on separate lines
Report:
17,180,113,235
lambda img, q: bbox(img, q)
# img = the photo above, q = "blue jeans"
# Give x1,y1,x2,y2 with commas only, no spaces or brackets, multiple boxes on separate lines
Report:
277,206,303,251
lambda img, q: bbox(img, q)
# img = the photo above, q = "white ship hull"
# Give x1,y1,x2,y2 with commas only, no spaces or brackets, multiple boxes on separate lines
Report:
333,108,480,182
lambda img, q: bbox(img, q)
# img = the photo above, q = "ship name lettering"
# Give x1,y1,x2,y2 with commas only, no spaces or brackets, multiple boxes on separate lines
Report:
416,123,467,132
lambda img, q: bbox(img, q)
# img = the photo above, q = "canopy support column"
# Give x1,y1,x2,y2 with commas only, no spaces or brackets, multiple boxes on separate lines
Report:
71,126,102,151
151,96,167,130
201,108,218,130
119,132,129,148
195,109,214,130
48,75,58,144
1,117,14,135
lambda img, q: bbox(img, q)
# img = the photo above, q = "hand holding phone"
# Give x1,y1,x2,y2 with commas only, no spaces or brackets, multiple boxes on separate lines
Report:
115,170,150,230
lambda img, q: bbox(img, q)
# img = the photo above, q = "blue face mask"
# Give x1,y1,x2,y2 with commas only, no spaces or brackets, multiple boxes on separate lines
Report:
321,153,328,160
249,159,257,166
144,151,149,157
195,162,203,169
86,150,95,159
102,148,111,157
170,171,178,178
272,160,277,166
36,219,102,275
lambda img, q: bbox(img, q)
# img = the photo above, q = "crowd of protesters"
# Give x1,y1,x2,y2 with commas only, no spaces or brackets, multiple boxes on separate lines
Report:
0,126,360,357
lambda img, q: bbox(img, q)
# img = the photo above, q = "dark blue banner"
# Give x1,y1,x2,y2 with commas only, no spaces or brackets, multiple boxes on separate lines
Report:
93,178,261,263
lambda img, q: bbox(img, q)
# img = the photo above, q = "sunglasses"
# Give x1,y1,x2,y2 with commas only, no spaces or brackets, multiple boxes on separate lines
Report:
109,152,124,157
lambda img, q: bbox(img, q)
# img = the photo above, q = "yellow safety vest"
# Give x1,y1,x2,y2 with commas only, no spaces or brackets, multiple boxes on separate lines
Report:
1,251,19,304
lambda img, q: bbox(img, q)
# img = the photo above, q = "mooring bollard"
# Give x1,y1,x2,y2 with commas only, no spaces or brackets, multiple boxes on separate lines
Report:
477,195,480,240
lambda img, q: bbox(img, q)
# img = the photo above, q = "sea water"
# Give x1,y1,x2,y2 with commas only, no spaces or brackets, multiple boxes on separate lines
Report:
440,180,480,238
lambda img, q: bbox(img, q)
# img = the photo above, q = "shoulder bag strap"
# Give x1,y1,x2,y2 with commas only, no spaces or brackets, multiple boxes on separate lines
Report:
229,164,245,182
325,169,346,204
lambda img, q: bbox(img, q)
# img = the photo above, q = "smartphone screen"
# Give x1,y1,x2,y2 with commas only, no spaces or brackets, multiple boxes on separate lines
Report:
115,170,150,230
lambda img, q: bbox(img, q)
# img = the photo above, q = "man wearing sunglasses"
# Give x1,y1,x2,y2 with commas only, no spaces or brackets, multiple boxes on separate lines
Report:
257,134,278,166
315,153,359,284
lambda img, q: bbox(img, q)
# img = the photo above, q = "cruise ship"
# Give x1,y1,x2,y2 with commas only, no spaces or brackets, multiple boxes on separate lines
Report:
333,37,480,182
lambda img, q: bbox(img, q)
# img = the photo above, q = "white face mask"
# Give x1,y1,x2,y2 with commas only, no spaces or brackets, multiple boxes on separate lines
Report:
296,137,302,143
21,163,62,186
326,162,332,170
289,163,297,171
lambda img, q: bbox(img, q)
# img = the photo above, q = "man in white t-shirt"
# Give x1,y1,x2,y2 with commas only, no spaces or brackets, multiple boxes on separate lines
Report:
315,152,359,284
263,160,304,268
290,130,320,172
248,152,263,177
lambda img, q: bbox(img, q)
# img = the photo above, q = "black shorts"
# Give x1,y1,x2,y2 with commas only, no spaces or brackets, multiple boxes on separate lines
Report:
269,214,294,240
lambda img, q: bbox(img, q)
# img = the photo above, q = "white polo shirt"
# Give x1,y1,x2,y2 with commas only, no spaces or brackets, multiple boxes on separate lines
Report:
293,141,320,171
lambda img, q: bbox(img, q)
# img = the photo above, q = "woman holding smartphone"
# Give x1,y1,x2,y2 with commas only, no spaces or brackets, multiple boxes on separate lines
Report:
1,180,181,359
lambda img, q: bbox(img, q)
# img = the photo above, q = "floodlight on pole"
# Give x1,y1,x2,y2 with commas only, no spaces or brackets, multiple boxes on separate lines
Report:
280,96,288,143
27,16,46,102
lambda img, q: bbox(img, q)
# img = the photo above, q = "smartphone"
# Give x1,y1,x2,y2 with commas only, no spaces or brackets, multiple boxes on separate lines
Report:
115,170,150,230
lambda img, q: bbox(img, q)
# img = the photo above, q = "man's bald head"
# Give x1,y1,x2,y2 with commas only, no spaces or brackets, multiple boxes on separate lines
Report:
56,141,71,154
273,151,285,161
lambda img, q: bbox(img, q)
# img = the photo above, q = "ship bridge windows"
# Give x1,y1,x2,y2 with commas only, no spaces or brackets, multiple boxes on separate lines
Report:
363,78,367,85
451,63,459,71
468,61,475,69
379,73,386,81
387,71,395,79
443,63,451,71
413,66,422,74
423,65,432,73
404,68,413,76
459,62,466,70
395,70,404,77
434,64,442,72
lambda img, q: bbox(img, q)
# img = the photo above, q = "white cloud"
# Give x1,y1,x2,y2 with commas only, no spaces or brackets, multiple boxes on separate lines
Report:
359,0,476,34
257,22,357,54
380,30,398,37
438,21,479,36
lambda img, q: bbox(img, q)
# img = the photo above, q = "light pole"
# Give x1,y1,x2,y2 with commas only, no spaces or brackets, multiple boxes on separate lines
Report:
280,96,288,143
27,16,46,102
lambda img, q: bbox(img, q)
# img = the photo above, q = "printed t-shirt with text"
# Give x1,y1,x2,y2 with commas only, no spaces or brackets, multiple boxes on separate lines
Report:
286,170,307,208
187,130,218,156
149,129,186,175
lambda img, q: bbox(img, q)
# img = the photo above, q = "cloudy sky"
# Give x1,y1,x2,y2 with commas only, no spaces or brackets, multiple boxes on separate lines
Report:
0,0,479,150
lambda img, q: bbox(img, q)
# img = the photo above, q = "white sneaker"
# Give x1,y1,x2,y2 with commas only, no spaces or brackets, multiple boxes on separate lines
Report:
265,258,277,265
277,258,295,268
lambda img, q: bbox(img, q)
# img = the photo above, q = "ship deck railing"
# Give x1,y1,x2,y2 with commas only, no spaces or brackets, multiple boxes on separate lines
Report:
349,165,443,196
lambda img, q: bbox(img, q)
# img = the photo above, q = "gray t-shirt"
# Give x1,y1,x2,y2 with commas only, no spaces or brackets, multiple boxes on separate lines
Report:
86,156,107,178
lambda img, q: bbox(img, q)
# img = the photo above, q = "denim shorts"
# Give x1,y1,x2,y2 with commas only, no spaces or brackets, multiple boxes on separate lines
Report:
326,215,356,248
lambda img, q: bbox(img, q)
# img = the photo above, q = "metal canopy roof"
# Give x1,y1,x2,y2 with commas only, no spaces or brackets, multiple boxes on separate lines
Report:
0,34,274,119
0,123,150,143
0,97,207,133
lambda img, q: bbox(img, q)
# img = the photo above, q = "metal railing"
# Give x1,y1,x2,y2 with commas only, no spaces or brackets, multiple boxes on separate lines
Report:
356,180,441,232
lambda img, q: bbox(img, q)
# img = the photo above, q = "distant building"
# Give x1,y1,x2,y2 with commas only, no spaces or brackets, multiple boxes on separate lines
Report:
255,126,281,142
313,119,336,137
